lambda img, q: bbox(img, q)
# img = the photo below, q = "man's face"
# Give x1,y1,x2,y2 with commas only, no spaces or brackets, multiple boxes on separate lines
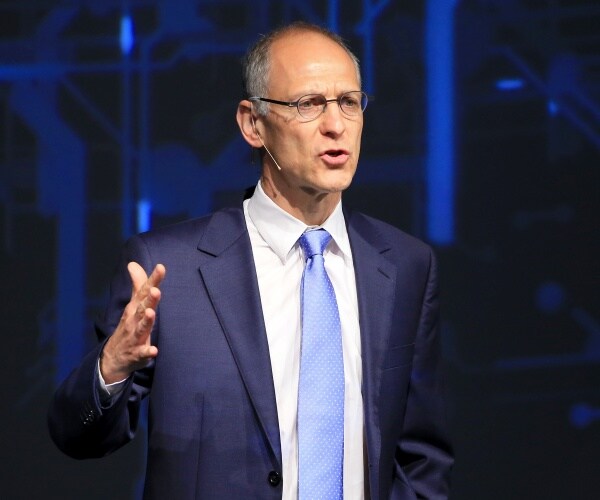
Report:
258,32,363,202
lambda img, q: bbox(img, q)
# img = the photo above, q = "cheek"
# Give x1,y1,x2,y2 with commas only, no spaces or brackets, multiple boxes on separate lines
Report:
355,121,364,143
284,130,310,151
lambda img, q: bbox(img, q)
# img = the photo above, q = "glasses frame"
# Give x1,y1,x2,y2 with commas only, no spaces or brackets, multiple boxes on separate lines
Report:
249,91,368,120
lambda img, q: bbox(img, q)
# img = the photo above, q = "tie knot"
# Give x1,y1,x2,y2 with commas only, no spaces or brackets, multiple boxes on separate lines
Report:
299,229,332,260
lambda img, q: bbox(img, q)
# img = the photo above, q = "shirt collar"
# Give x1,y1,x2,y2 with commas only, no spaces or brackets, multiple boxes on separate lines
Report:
247,181,352,264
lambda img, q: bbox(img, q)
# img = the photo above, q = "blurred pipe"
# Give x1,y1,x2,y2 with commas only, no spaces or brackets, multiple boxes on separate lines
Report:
328,0,339,33
426,0,458,245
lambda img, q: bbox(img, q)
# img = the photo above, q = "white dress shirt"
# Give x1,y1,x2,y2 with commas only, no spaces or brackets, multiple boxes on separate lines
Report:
244,181,364,499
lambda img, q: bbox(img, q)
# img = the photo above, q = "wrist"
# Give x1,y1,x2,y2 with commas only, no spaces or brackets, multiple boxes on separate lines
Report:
99,344,129,384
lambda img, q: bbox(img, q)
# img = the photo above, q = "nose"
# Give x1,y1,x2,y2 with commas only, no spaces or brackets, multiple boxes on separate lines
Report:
319,100,346,137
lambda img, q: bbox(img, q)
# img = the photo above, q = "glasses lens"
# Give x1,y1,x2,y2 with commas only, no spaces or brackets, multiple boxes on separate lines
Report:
297,94,327,119
340,92,367,116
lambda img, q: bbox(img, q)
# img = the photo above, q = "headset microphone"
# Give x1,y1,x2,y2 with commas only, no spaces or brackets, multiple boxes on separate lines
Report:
251,116,282,171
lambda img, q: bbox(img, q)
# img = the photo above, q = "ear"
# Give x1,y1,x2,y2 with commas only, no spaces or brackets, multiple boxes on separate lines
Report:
236,100,263,148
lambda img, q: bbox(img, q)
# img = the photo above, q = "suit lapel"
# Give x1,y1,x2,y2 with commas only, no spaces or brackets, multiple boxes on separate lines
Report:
346,210,397,498
194,207,397,486
196,208,282,468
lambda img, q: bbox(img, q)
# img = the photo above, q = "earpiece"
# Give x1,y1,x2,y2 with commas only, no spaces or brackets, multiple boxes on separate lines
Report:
250,115,282,171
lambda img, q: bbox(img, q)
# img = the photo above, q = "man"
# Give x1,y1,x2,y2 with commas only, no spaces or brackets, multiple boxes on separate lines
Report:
49,22,453,499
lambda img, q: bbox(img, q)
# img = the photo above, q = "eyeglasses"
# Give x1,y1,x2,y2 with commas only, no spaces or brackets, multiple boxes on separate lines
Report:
249,91,368,121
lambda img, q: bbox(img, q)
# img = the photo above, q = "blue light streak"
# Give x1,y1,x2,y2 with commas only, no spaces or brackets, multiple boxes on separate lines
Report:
495,77,525,90
120,14,134,56
137,199,152,232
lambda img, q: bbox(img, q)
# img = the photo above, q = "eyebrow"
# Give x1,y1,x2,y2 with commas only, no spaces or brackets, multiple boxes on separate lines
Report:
288,89,359,99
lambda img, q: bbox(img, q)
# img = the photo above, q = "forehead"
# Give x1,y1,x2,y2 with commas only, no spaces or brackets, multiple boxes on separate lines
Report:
267,31,359,93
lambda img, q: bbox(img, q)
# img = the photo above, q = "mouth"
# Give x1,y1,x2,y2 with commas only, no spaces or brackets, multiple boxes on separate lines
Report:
320,149,350,165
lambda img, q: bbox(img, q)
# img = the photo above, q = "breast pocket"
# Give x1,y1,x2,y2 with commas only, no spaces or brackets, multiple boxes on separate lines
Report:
382,343,415,370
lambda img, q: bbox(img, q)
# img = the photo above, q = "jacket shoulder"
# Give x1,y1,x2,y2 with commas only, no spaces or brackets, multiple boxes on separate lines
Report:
346,209,433,260
133,207,246,248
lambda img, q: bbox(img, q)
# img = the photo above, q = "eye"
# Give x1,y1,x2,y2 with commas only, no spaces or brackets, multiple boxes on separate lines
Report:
298,95,324,109
340,94,359,108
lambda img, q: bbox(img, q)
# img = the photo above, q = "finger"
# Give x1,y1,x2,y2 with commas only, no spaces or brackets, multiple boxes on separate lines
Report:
139,344,158,360
147,263,166,288
135,307,156,341
133,263,166,302
135,286,162,319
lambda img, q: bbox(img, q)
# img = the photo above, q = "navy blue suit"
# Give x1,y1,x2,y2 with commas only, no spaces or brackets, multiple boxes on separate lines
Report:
48,206,453,499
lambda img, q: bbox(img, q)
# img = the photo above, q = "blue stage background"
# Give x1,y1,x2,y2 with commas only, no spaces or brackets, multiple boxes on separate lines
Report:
1,1,598,498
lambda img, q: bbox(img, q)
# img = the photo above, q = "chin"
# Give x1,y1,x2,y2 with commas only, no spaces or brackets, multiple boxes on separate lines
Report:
296,168,357,196
323,171,356,193
300,181,350,198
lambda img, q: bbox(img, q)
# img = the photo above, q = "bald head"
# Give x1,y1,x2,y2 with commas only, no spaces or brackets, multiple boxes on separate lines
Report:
242,22,362,115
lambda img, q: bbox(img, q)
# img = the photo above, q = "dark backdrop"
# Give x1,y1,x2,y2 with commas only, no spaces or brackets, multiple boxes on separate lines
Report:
1,1,598,499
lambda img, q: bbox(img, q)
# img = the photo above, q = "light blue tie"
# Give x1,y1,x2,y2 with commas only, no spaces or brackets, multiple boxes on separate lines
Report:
297,229,344,500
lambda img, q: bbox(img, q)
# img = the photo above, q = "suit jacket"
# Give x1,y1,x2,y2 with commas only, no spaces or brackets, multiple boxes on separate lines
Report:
48,206,453,499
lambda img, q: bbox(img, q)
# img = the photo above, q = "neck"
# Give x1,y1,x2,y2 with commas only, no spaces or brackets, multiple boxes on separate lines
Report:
260,172,341,226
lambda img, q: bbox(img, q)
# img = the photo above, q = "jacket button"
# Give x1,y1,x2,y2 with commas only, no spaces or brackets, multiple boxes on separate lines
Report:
267,470,281,487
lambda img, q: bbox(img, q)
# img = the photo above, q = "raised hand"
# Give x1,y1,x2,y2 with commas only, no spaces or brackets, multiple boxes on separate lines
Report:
100,262,166,384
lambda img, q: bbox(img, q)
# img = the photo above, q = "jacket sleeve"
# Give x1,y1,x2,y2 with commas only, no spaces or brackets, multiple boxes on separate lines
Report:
47,235,155,459
392,249,454,499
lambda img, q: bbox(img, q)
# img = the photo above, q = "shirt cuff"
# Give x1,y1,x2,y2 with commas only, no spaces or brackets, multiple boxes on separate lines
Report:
97,358,128,400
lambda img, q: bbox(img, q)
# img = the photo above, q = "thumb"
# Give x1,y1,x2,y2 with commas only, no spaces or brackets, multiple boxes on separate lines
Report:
127,261,149,298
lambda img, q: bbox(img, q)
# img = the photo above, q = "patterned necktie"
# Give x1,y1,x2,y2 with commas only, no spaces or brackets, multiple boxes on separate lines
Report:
297,229,344,500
